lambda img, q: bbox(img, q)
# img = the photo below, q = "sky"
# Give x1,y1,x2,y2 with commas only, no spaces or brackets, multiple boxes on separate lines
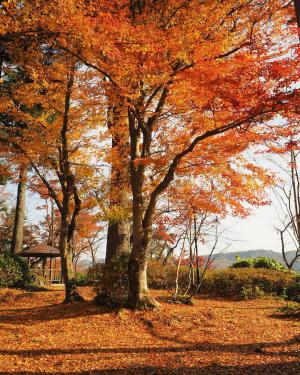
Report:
220,203,282,253
216,151,293,254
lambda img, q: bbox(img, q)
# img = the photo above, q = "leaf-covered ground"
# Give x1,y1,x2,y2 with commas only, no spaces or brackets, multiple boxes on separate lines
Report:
0,287,299,374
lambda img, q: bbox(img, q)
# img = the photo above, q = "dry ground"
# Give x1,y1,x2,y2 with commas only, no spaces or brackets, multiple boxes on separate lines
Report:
0,287,299,374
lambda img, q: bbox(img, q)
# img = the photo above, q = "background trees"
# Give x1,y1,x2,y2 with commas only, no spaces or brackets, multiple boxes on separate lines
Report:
273,140,300,269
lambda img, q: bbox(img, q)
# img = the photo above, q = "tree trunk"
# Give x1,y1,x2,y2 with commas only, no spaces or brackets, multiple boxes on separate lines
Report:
59,219,83,303
127,180,159,309
194,216,200,286
106,220,130,263
105,103,130,263
11,166,27,254
128,247,159,310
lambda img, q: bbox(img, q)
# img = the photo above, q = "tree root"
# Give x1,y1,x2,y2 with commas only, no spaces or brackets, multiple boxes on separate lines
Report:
130,295,161,311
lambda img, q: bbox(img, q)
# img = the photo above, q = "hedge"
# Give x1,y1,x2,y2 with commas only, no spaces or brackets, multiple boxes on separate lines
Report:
201,268,296,299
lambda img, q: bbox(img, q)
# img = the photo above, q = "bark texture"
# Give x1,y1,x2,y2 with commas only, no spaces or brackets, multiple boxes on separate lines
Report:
106,221,130,263
57,67,83,303
60,225,83,303
105,103,130,263
127,108,161,310
128,257,159,310
11,166,27,254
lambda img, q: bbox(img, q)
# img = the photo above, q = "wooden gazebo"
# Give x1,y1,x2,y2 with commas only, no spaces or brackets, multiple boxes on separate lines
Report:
21,244,63,284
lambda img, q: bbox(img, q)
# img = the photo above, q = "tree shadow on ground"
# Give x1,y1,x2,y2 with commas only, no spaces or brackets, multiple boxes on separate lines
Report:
0,362,299,374
270,308,300,321
155,295,281,311
0,301,115,324
138,314,300,354
0,336,298,357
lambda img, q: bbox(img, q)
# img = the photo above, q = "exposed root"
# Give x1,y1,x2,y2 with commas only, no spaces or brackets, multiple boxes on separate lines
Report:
130,295,161,311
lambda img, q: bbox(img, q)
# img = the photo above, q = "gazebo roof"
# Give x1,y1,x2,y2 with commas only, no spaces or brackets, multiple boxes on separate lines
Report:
21,244,61,258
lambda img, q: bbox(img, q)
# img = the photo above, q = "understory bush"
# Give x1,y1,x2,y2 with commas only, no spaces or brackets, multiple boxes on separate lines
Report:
91,257,298,302
71,273,92,287
147,261,296,300
284,279,300,302
94,252,129,308
201,268,295,299
0,252,29,288
240,285,265,300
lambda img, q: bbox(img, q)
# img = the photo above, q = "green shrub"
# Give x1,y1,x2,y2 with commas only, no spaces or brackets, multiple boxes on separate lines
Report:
0,252,29,288
284,279,300,302
71,273,92,287
241,285,265,300
201,268,295,299
230,256,286,271
230,257,255,268
147,260,297,301
25,282,48,292
94,252,129,308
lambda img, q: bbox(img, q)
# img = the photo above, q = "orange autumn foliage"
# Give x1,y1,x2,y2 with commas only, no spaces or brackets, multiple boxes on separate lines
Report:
0,0,299,308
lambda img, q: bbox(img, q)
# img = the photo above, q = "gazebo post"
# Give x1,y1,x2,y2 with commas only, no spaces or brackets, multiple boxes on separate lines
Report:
49,257,53,283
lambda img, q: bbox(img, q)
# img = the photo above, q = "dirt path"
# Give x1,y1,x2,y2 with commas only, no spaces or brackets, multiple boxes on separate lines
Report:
0,288,299,374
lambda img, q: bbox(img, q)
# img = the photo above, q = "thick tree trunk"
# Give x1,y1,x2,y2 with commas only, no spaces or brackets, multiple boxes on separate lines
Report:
127,182,159,309
11,166,27,254
128,256,158,310
59,219,83,303
128,238,159,310
106,220,130,262
105,103,130,263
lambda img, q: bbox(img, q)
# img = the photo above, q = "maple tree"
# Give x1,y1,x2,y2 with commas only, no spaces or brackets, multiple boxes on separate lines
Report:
0,0,299,309
0,34,106,301
0,40,28,254
71,0,298,309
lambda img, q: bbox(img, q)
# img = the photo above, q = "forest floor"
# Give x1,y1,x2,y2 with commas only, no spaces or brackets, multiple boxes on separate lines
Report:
0,287,299,375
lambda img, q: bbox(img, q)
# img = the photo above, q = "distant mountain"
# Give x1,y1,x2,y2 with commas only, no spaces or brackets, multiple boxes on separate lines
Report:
76,257,105,272
76,250,299,273
209,249,300,272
